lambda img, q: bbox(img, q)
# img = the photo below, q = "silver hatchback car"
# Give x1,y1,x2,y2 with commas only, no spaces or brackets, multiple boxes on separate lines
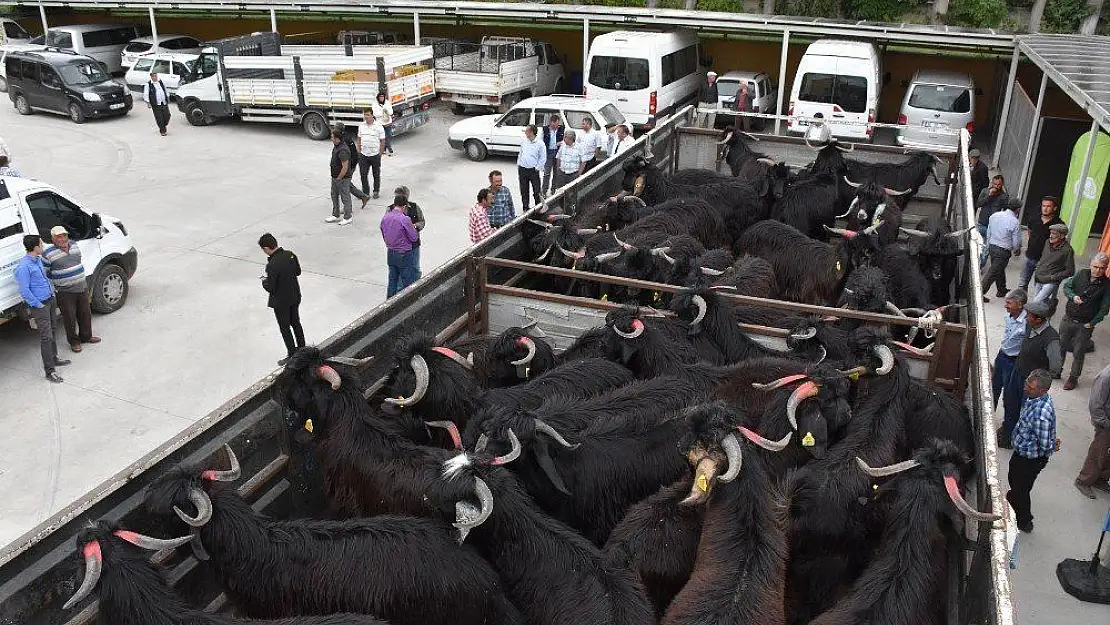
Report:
897,70,977,149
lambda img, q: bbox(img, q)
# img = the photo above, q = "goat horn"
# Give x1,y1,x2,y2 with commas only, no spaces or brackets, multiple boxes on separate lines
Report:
885,301,909,317
488,429,522,466
900,307,929,316
843,176,861,188
838,365,869,378
691,295,708,326
612,232,634,251
535,245,554,262
327,355,374,369
426,420,463,451
855,457,920,478
824,225,856,238
315,365,342,390
613,318,645,339
383,354,430,407
557,243,586,260
790,327,817,340
681,456,718,506
756,157,777,166
930,164,942,185
741,131,760,142
843,287,855,295
63,542,103,610
835,197,857,219
716,130,734,145
786,380,819,431
577,228,600,235
835,142,855,152
453,476,495,543
717,433,744,484
892,340,934,357
710,285,738,291
884,186,912,196
548,214,573,221
623,195,648,208
752,373,808,391
200,444,241,482
534,419,579,448
526,218,555,229
174,487,214,527
700,266,726,276
190,531,210,561
737,426,793,452
944,474,1001,522
652,247,676,264
863,220,884,236
874,345,895,375
113,530,194,552
815,345,827,364
594,251,623,262
433,346,475,370
509,336,537,367
946,226,975,239
900,227,931,238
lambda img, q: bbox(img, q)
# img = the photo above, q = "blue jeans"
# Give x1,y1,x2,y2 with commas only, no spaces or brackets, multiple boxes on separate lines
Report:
1028,279,1059,304
977,224,988,266
387,248,419,298
1002,369,1026,439
992,352,1016,411
1018,256,1038,290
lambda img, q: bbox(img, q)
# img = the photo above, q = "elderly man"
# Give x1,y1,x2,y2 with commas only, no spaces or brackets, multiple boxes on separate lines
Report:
982,196,1023,301
969,148,990,203
697,71,719,128
1075,361,1110,497
1028,223,1075,306
1059,253,1110,390
1019,196,1065,291
1007,369,1058,533
553,129,585,192
577,117,604,172
999,299,1062,449
16,235,71,383
42,226,100,353
144,71,171,136
733,82,753,132
992,288,1028,409
517,124,546,212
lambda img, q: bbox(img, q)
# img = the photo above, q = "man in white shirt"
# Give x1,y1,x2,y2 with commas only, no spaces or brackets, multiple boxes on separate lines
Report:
577,117,603,172
609,124,635,158
982,197,1024,301
357,109,387,199
144,72,171,136
517,125,546,212
554,130,585,192
372,92,395,156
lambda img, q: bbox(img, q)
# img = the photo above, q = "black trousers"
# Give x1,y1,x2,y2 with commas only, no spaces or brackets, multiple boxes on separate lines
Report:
274,304,305,356
359,153,382,195
151,103,171,132
518,167,542,211
56,289,93,345
981,244,1013,296
1006,453,1048,526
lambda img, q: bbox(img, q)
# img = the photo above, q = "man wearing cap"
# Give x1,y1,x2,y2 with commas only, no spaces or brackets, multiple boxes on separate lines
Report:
1028,222,1075,306
1058,253,1110,390
1019,196,1065,292
969,148,989,204
42,226,100,353
982,196,1023,301
999,299,1062,448
697,71,719,128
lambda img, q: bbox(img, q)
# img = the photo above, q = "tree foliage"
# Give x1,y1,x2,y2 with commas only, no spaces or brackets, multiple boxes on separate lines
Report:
946,0,1008,27
775,0,841,18
845,0,920,21
1040,0,1094,32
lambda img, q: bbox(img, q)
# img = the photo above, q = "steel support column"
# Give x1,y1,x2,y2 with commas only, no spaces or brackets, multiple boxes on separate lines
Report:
1067,119,1100,235
583,16,590,88
991,46,1021,168
775,28,790,135
38,3,48,35
1017,70,1048,214
413,12,421,44
270,8,277,33
148,7,158,45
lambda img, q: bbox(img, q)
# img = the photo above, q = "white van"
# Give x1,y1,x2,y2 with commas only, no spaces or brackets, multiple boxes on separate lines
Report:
896,70,977,150
0,18,34,46
0,175,138,325
787,39,883,142
45,24,141,73
585,30,702,131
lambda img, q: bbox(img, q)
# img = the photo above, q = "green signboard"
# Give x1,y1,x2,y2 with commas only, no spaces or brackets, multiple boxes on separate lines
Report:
1060,130,1110,256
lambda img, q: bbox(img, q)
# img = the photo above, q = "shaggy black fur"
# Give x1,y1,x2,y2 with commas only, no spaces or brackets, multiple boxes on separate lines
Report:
774,172,845,241
734,220,852,305
838,266,895,314
670,287,796,363
608,198,732,251
904,381,976,473
449,327,558,388
845,180,904,246
71,522,389,625
845,151,939,202
905,217,965,306
873,246,932,312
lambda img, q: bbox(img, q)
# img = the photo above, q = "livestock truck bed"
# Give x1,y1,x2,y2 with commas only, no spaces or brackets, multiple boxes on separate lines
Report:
0,108,1011,625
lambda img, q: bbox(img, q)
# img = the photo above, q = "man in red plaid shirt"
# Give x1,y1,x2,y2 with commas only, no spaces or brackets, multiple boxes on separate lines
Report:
469,188,495,243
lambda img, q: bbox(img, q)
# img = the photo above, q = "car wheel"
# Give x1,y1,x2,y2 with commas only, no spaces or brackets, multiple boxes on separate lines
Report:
14,94,31,115
452,103,467,116
68,102,87,124
0,76,8,93
91,264,128,313
302,112,330,140
185,100,209,126
464,139,488,162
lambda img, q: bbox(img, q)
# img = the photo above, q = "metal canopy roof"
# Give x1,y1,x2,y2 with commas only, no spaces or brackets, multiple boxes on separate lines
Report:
10,0,1016,50
1017,34,1110,133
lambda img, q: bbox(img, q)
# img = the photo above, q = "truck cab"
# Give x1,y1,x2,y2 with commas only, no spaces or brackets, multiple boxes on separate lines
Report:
0,176,138,323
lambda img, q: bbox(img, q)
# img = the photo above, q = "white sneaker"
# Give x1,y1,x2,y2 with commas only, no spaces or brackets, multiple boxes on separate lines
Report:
337,218,352,226
324,216,340,223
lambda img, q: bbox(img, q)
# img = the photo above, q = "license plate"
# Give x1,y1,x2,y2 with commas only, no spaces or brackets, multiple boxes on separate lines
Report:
922,121,947,130
109,103,125,110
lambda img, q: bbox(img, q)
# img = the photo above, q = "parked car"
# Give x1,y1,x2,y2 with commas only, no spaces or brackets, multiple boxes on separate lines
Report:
448,94,627,161
714,70,778,129
5,48,132,123
120,35,201,69
335,30,408,45
44,24,141,73
896,70,977,150
0,17,33,46
0,175,138,322
787,39,885,142
123,53,197,97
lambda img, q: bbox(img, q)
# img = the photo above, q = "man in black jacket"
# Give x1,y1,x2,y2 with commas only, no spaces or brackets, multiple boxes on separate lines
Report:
145,72,171,136
1019,196,1064,291
540,115,565,197
259,233,305,365
969,148,989,204
1059,253,1110,390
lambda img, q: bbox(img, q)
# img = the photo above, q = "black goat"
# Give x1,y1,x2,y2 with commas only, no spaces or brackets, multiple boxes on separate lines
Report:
901,217,974,306
449,326,557,387
873,246,932,312
774,172,845,241
843,178,908,245
718,127,776,179
734,220,861,305
845,151,942,201
143,447,522,625
62,522,387,625
669,287,794,363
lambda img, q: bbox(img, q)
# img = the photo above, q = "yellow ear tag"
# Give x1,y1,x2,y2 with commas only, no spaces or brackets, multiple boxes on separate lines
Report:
695,473,709,492
601,294,609,302
304,419,314,433
873,483,879,491
801,432,815,447
836,260,842,272
653,291,662,302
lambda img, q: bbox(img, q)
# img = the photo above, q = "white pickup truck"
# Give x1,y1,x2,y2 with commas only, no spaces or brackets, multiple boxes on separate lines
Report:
0,176,138,326
436,37,565,114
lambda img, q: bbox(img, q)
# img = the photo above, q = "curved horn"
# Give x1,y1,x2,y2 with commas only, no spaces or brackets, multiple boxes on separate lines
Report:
741,132,760,142
200,444,241,482
842,176,862,188
946,226,976,239
752,373,808,391
891,340,935,357
113,530,194,552
190,531,210,561
944,475,1002,522
737,426,793,452
756,157,777,166
534,419,580,448
174,487,213,527
328,355,375,368
874,345,895,375
815,345,827,364
885,301,909,317
509,336,537,366
855,457,921,478
824,225,856,238
790,327,817,340
681,457,719,505
453,476,495,543
383,354,430,407
425,420,463,451
548,214,573,222
594,251,623,262
900,227,931,238
433,347,474,371
690,295,708,326
576,228,600,235
835,197,858,219
838,365,869,378
700,266,726,276
315,365,341,390
786,380,819,431
474,434,489,454
556,243,586,260
835,142,855,152
526,218,555,229
62,542,103,610
613,318,645,339
717,433,744,484
900,307,929,316
652,247,675,264
535,245,553,262
622,195,649,208
716,130,734,145
883,186,913,196
611,232,635,251
489,429,522,466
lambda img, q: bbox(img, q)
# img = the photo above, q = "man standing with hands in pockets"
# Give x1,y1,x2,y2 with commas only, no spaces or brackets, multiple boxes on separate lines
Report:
517,125,546,212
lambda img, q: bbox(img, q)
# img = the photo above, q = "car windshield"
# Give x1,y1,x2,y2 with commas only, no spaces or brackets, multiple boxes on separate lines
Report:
125,41,153,53
597,103,627,127
798,72,868,113
717,80,740,99
58,61,110,85
4,21,31,40
589,55,649,91
908,84,971,114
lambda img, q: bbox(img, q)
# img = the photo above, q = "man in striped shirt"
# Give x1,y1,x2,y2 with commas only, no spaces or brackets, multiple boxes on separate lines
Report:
1006,369,1058,533
42,226,100,352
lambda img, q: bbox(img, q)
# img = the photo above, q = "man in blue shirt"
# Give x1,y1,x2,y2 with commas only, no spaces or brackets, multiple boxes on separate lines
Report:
992,288,1027,409
14,234,70,382
1006,369,1058,533
486,170,516,229
516,124,546,213
982,197,1023,301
